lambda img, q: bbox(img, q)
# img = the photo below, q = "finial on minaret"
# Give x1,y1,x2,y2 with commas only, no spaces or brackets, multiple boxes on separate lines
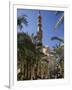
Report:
39,10,41,15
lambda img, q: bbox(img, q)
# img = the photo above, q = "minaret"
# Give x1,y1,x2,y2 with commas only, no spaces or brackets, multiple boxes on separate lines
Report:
37,10,42,46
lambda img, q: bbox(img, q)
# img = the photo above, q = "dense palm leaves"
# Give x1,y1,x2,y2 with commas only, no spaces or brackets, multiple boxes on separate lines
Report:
17,15,28,30
50,36,64,78
17,15,36,80
17,33,36,80
17,33,47,80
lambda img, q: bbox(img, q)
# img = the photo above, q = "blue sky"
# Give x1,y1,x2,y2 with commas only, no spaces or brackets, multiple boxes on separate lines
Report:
17,9,64,47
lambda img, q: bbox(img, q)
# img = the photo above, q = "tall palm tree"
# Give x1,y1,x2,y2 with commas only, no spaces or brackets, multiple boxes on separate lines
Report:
17,14,29,80
50,37,64,78
17,32,37,80
50,11,64,78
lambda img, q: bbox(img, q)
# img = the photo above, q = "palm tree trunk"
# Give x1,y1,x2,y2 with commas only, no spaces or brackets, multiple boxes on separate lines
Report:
26,60,28,79
23,64,25,79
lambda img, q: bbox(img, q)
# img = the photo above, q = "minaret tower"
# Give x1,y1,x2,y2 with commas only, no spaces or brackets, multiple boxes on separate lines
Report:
37,10,42,46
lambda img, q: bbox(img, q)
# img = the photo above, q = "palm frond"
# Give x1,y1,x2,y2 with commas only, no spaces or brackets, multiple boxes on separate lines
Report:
53,14,64,31
17,15,28,30
51,36,64,43
55,11,62,15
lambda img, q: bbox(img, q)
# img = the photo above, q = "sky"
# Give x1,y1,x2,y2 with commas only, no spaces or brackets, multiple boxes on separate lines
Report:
17,9,64,47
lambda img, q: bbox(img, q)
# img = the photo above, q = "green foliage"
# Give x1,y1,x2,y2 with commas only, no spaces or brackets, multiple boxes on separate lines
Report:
17,32,36,80
51,36,64,43
17,15,28,30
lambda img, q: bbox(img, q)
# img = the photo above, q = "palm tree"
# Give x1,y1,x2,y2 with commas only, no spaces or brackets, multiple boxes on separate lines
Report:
17,15,28,31
17,32,37,80
50,11,64,78
51,36,64,62
17,14,28,80
50,37,64,78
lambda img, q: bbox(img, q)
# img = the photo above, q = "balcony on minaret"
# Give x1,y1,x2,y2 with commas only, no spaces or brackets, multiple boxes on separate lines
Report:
38,16,42,25
37,31,42,41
